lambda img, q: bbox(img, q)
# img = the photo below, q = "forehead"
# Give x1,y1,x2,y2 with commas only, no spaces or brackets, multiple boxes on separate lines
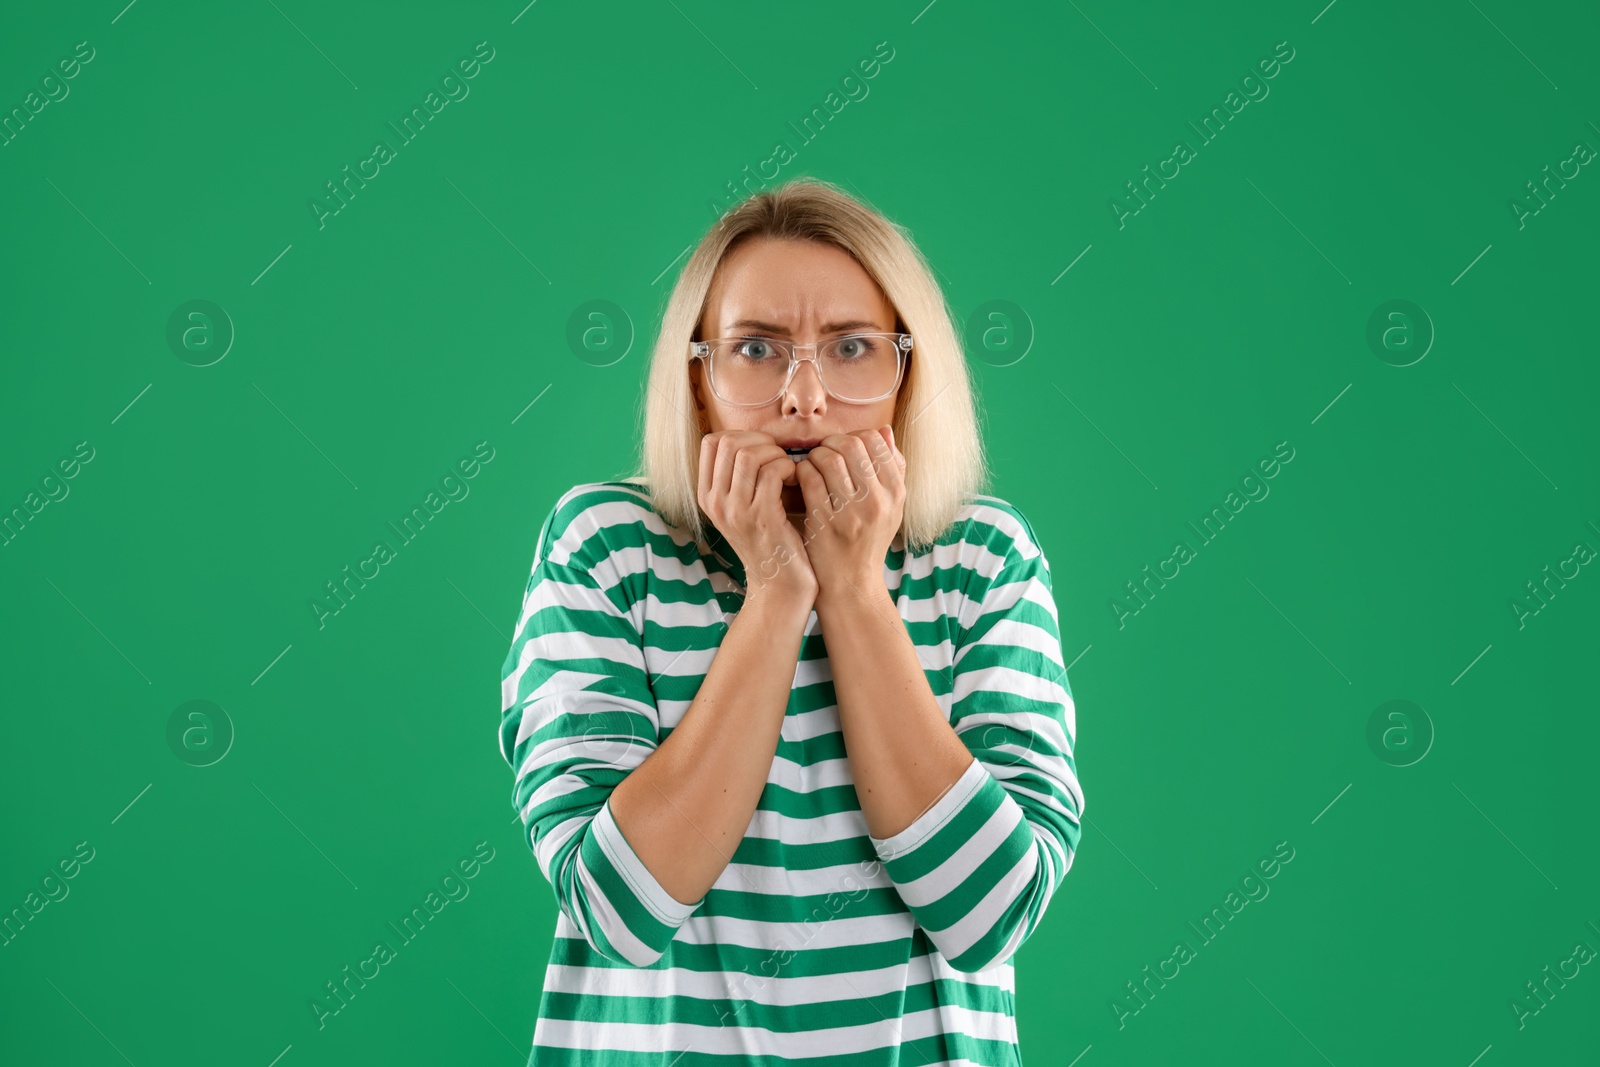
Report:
702,237,894,331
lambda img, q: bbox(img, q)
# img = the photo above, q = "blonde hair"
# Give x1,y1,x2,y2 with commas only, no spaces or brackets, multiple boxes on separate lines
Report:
621,177,989,553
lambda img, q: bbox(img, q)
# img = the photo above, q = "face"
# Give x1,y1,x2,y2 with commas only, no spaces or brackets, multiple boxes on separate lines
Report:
691,235,904,521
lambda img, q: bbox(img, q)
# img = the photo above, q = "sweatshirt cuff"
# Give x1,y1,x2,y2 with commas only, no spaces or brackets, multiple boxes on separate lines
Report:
869,757,1002,872
585,796,703,929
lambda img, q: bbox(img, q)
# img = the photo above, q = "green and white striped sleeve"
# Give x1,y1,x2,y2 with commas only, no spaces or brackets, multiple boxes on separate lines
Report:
499,485,703,967
868,502,1084,973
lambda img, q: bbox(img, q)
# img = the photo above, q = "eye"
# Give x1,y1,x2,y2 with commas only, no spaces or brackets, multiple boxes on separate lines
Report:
735,338,778,361
833,335,876,360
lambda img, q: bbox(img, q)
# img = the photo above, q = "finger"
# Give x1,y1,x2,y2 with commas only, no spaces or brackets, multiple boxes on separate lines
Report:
809,440,857,503
754,457,787,514
712,430,765,504
752,447,796,483
712,433,737,504
840,432,881,498
754,451,797,503
698,432,718,507
794,458,832,519
877,425,900,465
730,445,766,509
737,439,792,503
862,427,903,496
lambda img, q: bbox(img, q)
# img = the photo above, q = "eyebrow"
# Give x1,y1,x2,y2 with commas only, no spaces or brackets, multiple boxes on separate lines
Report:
726,318,885,335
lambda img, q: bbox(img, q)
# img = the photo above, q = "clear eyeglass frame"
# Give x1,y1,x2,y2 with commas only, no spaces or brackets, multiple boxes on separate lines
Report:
688,332,913,406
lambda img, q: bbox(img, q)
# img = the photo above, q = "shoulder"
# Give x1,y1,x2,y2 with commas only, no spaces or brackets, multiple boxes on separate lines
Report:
533,479,662,568
942,494,1054,612
951,493,1047,566
934,495,1056,642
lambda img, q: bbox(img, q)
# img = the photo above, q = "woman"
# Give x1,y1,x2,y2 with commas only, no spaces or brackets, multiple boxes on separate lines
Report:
499,178,1084,1065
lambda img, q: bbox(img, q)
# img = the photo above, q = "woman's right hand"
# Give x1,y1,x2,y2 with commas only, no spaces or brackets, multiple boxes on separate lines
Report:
698,430,817,606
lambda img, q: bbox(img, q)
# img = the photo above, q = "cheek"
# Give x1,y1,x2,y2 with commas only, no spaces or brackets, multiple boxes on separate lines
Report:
873,399,899,433
715,409,758,434
691,372,722,431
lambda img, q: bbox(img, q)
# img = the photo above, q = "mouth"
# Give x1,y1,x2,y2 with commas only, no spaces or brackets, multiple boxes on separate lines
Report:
778,439,821,459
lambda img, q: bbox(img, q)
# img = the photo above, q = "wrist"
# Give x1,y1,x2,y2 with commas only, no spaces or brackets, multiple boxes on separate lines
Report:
742,580,816,624
814,574,889,616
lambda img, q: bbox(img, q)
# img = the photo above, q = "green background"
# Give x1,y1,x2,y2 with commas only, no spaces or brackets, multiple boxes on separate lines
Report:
3,1,1596,1064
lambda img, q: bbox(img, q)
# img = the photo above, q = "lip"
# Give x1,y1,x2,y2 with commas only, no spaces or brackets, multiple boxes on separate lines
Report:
777,438,823,450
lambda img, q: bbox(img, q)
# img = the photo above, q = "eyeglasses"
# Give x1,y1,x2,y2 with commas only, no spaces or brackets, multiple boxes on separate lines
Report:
689,332,912,406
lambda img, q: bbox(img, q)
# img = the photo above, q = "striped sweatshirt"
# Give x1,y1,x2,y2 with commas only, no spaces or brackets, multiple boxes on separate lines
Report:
499,480,1084,1066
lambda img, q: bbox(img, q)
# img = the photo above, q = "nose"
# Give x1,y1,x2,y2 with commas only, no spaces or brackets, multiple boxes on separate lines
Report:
782,351,828,415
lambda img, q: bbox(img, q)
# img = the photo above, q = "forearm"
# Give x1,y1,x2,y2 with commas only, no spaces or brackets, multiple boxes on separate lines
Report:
815,582,974,841
609,587,812,905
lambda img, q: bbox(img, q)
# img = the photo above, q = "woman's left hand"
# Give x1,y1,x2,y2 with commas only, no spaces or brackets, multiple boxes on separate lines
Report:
794,425,907,607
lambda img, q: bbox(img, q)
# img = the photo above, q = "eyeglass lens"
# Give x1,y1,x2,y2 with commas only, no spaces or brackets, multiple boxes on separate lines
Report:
709,335,902,404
